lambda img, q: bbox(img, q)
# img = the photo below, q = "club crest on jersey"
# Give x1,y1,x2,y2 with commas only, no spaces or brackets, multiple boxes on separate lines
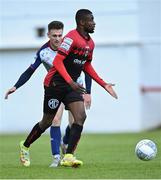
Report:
60,37,73,52
48,99,59,109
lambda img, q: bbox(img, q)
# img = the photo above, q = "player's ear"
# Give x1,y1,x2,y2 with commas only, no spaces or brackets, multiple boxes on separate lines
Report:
80,19,85,26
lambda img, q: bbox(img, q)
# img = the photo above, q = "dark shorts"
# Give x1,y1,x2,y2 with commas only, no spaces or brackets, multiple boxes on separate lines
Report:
43,84,83,114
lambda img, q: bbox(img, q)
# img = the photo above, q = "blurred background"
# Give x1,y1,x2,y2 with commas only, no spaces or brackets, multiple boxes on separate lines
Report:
0,0,161,134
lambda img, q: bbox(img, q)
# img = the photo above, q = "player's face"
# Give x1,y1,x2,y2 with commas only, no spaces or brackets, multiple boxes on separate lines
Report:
48,29,63,49
84,14,96,33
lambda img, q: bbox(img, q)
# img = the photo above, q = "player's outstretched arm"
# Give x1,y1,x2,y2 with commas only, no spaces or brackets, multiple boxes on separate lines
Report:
53,53,87,94
4,54,42,99
84,61,118,99
4,66,35,99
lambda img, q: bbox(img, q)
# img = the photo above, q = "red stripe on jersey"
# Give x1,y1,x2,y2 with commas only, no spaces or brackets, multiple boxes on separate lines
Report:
44,67,57,86
44,29,95,86
44,53,72,86
53,53,72,83
58,29,94,60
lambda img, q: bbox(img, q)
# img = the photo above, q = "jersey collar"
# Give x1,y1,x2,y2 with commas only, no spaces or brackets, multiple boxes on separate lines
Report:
48,41,57,51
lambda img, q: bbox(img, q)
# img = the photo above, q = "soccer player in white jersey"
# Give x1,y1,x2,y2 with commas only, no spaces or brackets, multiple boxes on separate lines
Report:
5,21,92,167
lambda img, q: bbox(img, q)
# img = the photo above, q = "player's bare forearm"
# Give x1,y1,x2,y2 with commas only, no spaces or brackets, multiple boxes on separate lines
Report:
84,62,118,99
84,62,106,87
4,87,17,99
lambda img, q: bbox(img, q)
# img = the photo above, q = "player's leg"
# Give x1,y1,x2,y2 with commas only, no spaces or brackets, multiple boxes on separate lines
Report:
68,110,75,127
20,113,56,167
64,111,74,144
20,86,61,167
62,75,84,154
61,101,86,167
66,101,86,153
50,103,64,167
61,111,74,154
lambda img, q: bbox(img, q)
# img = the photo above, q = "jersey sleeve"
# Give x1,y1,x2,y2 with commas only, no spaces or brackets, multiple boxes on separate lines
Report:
83,61,107,88
84,72,92,94
57,36,74,56
14,52,42,89
14,67,35,89
30,51,42,70
53,53,73,84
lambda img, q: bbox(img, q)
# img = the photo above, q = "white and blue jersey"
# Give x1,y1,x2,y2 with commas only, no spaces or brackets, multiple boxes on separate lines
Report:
14,41,92,93
31,41,56,71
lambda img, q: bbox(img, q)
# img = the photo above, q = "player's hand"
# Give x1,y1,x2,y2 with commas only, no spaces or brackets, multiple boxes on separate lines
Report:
83,94,91,110
104,83,118,99
69,81,87,94
4,87,17,99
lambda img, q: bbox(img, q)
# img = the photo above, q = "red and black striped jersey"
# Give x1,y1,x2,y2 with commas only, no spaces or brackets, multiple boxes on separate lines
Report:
44,29,95,86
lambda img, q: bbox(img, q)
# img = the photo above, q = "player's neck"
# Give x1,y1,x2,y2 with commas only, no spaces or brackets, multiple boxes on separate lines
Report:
49,41,58,51
76,27,90,40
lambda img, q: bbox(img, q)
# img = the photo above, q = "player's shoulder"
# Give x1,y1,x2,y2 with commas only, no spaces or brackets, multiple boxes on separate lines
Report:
67,29,77,36
59,30,76,48
36,41,49,55
64,29,77,41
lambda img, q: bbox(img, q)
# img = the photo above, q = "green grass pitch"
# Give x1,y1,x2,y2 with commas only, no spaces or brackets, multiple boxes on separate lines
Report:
0,130,160,179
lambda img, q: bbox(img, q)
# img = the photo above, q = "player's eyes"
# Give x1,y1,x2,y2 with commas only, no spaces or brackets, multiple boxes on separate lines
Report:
52,35,62,38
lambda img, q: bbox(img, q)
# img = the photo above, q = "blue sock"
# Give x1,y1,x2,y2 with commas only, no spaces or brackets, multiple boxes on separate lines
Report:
50,126,61,155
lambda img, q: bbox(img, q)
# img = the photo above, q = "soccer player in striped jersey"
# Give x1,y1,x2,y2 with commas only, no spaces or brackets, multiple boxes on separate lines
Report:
12,9,117,168
4,21,92,167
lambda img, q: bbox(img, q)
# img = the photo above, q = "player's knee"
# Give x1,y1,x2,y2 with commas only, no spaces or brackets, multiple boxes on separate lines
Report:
39,114,54,130
82,112,87,122
53,116,60,123
52,116,61,126
77,112,86,125
39,120,52,131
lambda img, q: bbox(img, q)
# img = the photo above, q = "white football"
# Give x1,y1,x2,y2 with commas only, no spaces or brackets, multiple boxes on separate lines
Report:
135,139,157,161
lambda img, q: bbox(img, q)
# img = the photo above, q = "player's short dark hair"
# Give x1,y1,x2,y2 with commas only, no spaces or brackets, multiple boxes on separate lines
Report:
75,9,92,25
48,21,64,31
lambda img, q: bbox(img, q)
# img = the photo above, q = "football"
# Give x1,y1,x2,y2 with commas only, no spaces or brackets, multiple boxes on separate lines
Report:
135,139,157,161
